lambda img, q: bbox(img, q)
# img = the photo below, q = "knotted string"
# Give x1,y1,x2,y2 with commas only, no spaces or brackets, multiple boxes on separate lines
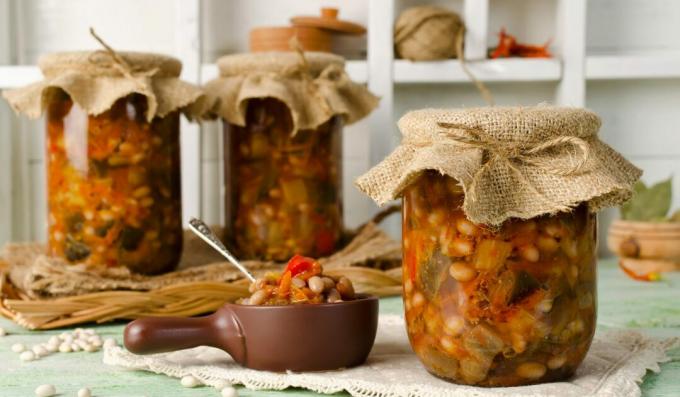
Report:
406,122,591,206
88,27,159,79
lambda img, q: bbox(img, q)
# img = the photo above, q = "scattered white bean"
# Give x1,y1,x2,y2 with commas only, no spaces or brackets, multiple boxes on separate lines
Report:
71,343,82,352
213,380,232,391
48,336,60,346
180,375,201,388
45,343,58,353
20,351,36,362
103,338,117,349
34,384,56,397
0,327,6,336
221,386,239,397
58,343,72,353
77,387,92,397
32,345,48,357
11,343,26,353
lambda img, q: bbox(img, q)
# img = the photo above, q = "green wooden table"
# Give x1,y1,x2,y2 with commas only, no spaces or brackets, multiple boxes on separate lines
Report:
1,260,679,397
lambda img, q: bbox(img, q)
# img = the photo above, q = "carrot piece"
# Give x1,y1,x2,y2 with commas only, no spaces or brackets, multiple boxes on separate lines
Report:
278,271,293,297
619,261,661,282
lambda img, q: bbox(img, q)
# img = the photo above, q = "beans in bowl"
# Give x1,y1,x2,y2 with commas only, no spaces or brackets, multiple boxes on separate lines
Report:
240,255,355,305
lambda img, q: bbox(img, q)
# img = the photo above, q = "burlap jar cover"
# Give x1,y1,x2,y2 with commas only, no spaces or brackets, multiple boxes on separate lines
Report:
2,48,209,121
356,106,642,226
202,51,379,132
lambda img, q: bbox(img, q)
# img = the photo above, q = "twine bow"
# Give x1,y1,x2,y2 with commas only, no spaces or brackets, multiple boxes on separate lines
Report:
88,27,159,79
417,122,592,206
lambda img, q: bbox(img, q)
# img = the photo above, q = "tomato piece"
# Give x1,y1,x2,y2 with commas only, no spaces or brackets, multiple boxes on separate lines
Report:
284,254,315,276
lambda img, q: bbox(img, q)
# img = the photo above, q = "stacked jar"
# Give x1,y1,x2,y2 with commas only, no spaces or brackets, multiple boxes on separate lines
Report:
204,52,378,261
4,51,207,274
357,107,641,386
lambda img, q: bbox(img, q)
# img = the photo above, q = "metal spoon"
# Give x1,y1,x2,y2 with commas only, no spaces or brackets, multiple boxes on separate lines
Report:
188,218,256,282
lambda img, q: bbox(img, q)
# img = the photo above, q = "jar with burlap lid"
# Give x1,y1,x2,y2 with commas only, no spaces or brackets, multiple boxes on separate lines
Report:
204,51,378,261
3,49,208,275
356,106,641,386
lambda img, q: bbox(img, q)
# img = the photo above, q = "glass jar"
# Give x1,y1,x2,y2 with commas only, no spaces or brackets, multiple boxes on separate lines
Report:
402,171,597,387
46,90,183,274
223,98,343,261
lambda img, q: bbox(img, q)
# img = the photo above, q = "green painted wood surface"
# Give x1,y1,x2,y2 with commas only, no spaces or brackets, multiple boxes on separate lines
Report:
0,260,678,397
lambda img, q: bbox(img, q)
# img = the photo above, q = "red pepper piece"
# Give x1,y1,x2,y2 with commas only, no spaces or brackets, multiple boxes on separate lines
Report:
284,255,317,277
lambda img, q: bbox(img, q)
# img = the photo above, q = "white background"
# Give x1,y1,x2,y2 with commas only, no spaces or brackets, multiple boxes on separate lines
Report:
1,0,679,257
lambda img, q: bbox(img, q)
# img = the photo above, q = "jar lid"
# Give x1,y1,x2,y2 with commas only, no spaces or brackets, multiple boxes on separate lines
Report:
216,51,344,78
38,51,182,78
290,7,366,35
356,106,642,227
205,51,377,134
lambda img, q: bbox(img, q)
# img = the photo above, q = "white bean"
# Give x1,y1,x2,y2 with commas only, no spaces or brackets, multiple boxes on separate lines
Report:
327,288,342,303
291,277,306,288
71,343,82,352
181,375,201,388
411,292,425,308
213,379,232,391
58,343,72,353
103,338,117,349
45,343,58,353
456,218,480,237
547,354,567,369
11,343,26,353
20,351,36,362
518,245,540,262
248,289,268,306
516,362,547,379
77,387,92,397
0,327,6,336
48,336,60,346
221,386,239,397
308,276,324,294
448,262,476,282
32,345,48,357
444,315,465,335
35,384,56,397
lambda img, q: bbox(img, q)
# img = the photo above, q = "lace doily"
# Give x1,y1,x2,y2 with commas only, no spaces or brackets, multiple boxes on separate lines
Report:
104,315,677,397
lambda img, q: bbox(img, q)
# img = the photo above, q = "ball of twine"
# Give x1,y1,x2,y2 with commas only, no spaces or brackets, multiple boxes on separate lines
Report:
394,5,464,61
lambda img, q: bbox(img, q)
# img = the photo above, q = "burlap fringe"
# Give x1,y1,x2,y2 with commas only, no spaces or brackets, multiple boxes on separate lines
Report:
2,29,209,121
0,208,402,330
203,51,378,134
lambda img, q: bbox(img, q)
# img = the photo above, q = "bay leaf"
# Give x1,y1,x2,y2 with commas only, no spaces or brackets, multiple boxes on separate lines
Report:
621,178,672,221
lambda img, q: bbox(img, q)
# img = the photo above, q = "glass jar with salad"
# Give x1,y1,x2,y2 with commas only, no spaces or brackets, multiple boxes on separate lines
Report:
356,107,642,386
205,52,378,261
3,50,207,274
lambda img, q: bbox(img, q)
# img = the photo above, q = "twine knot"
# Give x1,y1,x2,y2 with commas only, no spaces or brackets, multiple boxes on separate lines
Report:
88,27,159,80
436,122,591,176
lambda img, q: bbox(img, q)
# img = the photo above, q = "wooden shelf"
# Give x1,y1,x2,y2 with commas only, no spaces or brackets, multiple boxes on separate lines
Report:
200,60,368,84
0,65,41,88
393,58,562,84
586,53,680,80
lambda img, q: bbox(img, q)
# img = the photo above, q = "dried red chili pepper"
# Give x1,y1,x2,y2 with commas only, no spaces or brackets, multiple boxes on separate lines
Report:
618,261,661,282
490,28,552,59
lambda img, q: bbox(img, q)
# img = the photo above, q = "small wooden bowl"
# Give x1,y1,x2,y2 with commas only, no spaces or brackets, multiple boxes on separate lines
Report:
250,26,332,53
607,219,680,272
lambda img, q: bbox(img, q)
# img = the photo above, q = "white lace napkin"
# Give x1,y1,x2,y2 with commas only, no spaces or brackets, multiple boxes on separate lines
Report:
103,315,677,397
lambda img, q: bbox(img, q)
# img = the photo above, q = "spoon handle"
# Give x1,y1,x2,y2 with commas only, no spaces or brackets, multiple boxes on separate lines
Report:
188,218,256,282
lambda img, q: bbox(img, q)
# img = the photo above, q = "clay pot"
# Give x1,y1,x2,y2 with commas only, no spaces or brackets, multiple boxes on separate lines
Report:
124,295,379,372
250,26,332,53
608,220,680,273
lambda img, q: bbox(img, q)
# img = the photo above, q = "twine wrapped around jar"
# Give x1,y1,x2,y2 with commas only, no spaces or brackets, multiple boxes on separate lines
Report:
2,29,209,121
394,5,464,61
356,106,642,227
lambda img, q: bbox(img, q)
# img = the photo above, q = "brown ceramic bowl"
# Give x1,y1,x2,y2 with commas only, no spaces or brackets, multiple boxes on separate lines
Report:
124,294,378,372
